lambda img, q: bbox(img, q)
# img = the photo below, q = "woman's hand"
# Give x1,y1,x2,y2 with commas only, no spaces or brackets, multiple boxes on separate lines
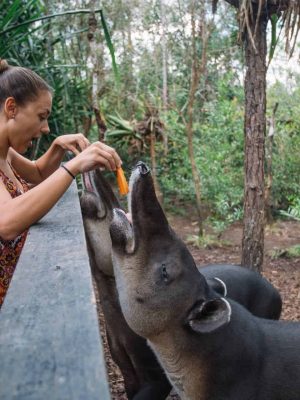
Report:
65,141,122,175
54,133,90,155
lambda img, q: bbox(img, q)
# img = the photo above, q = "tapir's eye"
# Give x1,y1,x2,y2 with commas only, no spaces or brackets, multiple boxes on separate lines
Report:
161,263,169,283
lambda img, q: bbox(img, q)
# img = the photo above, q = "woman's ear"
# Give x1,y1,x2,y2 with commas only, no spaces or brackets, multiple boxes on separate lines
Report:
4,97,17,119
187,298,231,334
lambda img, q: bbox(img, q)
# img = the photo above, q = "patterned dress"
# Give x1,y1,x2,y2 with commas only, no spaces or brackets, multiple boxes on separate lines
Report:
0,166,29,307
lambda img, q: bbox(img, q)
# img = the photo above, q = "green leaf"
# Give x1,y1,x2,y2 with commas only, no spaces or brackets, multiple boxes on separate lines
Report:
268,14,279,67
0,8,102,35
100,10,120,84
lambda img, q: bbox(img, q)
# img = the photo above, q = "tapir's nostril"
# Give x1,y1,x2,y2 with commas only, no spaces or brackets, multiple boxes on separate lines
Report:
136,161,150,176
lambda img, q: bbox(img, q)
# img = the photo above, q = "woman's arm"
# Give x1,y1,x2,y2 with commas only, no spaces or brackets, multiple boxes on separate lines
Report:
0,167,74,240
35,134,90,180
8,148,42,184
9,134,90,184
0,142,121,240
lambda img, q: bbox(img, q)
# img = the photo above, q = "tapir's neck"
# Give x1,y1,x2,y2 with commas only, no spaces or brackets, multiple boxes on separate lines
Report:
148,330,208,400
147,303,267,400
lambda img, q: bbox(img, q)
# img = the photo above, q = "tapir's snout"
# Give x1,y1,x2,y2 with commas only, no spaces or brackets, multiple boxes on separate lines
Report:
135,161,150,176
128,161,170,241
111,161,168,254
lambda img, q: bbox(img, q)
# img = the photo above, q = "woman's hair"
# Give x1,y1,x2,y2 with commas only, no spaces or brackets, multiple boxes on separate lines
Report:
0,59,53,109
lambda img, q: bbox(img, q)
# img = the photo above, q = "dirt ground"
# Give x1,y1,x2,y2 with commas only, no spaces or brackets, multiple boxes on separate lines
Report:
97,216,300,400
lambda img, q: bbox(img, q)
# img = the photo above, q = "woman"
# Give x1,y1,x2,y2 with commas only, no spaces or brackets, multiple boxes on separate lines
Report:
0,59,122,307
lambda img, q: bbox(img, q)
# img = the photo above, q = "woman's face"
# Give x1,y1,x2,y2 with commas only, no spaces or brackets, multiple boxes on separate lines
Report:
9,90,52,154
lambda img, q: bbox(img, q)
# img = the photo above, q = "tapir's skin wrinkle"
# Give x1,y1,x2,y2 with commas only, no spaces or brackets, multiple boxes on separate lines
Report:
110,161,300,400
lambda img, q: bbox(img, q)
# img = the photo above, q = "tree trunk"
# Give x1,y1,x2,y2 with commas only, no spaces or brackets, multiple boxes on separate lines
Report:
160,0,169,154
87,8,106,140
265,102,278,224
185,0,207,237
150,127,164,206
241,10,268,272
83,112,92,138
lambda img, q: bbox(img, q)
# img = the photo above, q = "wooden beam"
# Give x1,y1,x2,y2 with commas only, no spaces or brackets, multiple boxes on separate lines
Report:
0,181,111,400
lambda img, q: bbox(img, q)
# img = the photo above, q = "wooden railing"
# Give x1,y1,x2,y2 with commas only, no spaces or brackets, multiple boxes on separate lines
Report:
0,181,111,400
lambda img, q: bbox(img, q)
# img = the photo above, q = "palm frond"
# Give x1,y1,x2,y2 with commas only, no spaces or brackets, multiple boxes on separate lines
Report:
0,9,102,35
100,10,120,84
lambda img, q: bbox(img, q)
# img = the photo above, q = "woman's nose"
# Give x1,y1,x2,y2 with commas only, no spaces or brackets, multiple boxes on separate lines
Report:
41,121,50,134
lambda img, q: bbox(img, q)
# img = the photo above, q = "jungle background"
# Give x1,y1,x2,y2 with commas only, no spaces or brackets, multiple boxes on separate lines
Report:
1,1,300,398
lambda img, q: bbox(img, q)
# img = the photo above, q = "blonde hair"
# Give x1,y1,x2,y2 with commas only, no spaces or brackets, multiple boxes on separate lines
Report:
0,59,52,109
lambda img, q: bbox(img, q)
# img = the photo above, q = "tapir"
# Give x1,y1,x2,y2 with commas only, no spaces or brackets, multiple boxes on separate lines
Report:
110,161,300,400
80,169,171,400
81,168,282,399
201,264,282,320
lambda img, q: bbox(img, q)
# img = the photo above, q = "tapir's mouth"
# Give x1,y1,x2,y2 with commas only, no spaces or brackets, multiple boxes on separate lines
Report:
82,169,122,214
82,171,95,193
110,161,151,253
110,161,153,253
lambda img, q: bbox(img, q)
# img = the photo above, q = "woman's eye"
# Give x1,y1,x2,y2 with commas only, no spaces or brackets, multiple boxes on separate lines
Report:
161,264,169,282
39,115,47,121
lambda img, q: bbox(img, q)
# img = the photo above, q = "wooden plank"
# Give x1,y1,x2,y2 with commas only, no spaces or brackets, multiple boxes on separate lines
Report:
0,181,111,400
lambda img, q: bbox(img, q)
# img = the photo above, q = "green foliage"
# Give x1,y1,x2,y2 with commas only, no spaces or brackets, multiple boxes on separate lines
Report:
279,197,300,221
269,245,300,259
105,113,143,165
0,3,118,158
186,232,231,249
268,13,279,66
0,0,93,157
105,71,246,230
267,79,300,211
0,0,298,231
100,10,120,84
155,73,245,227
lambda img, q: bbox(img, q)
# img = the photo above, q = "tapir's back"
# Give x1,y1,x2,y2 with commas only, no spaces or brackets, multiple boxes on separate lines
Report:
200,264,282,320
257,318,300,399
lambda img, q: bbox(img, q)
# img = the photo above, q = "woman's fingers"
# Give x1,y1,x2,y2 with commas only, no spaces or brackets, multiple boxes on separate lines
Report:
68,144,80,155
100,150,118,170
76,135,90,151
97,155,114,171
69,140,122,173
59,133,90,152
94,142,122,169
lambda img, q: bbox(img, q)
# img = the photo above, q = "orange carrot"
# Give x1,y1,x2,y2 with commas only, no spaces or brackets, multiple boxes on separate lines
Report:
116,167,129,195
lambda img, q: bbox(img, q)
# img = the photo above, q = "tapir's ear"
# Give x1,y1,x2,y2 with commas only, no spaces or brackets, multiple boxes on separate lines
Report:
187,298,231,334
80,191,106,219
110,208,134,253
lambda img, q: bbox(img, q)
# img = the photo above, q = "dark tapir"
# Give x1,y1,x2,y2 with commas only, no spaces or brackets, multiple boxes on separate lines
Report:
110,161,300,400
201,264,282,320
80,169,171,400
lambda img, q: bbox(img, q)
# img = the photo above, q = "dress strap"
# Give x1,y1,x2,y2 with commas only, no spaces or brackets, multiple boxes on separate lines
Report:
8,163,29,193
